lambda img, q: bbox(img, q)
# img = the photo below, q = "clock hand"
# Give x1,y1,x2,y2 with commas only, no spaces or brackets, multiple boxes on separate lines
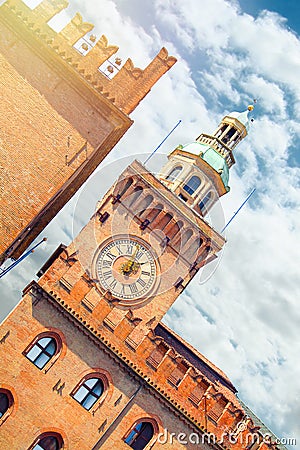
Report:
126,244,140,272
121,244,140,275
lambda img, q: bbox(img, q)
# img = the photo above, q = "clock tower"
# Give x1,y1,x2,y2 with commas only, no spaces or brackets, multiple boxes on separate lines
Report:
38,106,254,348
0,106,279,450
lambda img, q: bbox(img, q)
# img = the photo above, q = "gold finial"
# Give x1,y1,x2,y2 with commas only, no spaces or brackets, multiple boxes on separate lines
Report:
248,105,254,111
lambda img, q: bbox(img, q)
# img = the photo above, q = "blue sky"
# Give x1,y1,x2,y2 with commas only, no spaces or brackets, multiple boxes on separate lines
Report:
1,0,300,448
239,0,300,34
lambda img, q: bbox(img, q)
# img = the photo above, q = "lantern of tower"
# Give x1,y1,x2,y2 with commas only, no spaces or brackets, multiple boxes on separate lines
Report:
158,105,254,217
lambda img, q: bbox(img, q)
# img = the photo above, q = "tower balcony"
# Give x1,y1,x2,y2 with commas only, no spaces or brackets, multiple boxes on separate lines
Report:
196,134,235,168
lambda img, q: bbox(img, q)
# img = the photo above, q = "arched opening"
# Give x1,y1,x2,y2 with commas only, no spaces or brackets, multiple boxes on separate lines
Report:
185,237,204,257
128,186,143,207
118,177,133,198
171,221,184,249
197,245,211,263
199,191,212,213
137,195,153,217
72,376,105,410
165,220,183,240
31,433,63,450
124,421,155,450
183,175,201,195
181,229,193,248
166,165,182,181
146,204,163,223
155,212,173,231
215,124,227,139
0,391,10,419
24,334,60,370
222,127,236,144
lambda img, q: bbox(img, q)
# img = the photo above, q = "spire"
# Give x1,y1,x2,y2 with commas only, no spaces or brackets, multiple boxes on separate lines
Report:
157,105,254,218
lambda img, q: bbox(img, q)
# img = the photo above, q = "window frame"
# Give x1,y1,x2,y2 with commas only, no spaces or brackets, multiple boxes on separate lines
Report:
0,388,14,425
23,332,62,373
166,165,182,181
198,191,213,213
70,373,108,413
183,175,201,196
29,432,64,450
123,418,158,450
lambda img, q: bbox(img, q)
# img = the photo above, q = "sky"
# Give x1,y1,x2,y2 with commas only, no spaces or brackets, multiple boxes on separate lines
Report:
1,0,300,447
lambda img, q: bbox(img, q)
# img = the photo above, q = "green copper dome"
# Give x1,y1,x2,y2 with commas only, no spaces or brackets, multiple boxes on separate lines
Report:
182,142,230,188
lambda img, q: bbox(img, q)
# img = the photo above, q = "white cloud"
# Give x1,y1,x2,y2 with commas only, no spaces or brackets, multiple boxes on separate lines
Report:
1,0,299,445
240,74,287,117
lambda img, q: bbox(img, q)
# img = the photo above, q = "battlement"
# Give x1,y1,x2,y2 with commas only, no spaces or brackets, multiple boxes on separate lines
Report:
0,0,176,115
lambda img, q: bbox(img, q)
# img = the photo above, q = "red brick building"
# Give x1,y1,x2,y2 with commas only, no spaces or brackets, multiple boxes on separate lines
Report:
0,0,175,264
0,103,286,449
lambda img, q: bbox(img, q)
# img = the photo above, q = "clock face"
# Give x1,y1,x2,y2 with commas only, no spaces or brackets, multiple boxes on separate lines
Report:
95,237,157,301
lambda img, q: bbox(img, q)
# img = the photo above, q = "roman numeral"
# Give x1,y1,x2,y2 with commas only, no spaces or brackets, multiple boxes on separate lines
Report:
108,279,117,290
137,278,146,287
120,284,126,297
115,245,122,255
103,271,112,280
129,284,138,294
102,260,112,268
126,244,133,255
135,250,143,260
141,270,150,277
106,252,116,261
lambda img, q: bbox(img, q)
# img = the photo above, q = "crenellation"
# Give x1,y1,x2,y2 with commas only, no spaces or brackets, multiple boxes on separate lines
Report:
109,48,177,114
60,12,93,45
0,0,176,120
76,35,119,82
33,0,68,23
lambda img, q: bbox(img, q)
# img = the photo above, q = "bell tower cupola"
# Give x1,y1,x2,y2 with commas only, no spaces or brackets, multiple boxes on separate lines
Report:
158,105,254,217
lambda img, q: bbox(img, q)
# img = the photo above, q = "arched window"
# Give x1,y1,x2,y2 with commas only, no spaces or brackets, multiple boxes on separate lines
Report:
72,377,104,410
118,177,133,198
0,392,9,418
166,166,182,181
146,204,163,223
128,186,143,207
137,195,153,217
25,336,58,370
0,389,13,424
156,212,173,231
181,229,193,247
222,127,236,144
183,175,201,195
185,237,204,257
31,434,63,450
199,191,212,213
124,421,154,449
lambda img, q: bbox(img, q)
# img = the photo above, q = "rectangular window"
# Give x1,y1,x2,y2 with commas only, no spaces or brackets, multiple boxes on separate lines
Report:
188,380,209,406
167,361,189,387
146,343,168,370
208,396,227,422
